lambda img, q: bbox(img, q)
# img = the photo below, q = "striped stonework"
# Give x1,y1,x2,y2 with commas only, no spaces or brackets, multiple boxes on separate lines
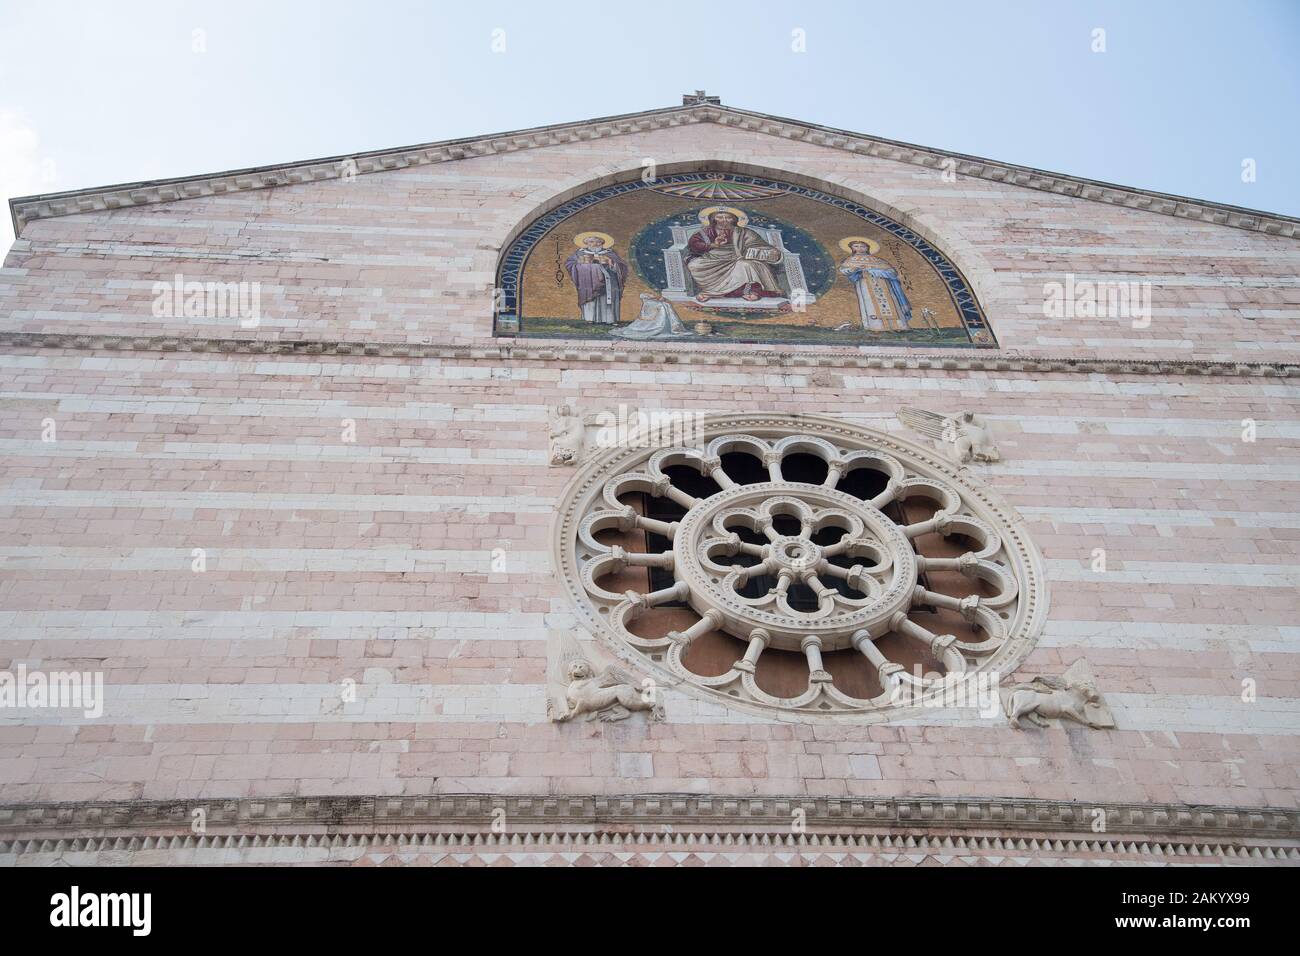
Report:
1,105,1297,865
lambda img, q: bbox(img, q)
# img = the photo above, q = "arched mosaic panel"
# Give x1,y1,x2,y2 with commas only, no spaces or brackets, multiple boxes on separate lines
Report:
496,171,994,347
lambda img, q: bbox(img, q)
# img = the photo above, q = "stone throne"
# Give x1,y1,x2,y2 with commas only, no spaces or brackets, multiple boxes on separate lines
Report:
660,224,817,310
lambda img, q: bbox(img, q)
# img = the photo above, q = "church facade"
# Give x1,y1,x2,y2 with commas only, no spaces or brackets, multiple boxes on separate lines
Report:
1,97,1297,866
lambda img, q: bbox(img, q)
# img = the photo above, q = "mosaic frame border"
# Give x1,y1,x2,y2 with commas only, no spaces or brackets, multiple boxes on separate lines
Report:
495,171,996,347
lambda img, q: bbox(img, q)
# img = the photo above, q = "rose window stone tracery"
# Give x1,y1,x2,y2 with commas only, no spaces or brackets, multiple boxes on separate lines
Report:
555,413,1047,720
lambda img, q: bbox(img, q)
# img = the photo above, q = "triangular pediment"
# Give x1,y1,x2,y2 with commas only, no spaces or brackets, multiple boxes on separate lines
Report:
8,100,1299,239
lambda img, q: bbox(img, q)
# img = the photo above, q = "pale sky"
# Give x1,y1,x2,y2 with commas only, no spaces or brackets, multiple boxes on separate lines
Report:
2,0,1297,246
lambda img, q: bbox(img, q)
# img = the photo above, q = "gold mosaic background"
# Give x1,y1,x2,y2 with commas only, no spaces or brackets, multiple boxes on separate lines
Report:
519,189,968,335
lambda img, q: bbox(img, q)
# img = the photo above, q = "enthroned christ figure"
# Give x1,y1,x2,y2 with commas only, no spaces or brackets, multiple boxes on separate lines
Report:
685,209,784,302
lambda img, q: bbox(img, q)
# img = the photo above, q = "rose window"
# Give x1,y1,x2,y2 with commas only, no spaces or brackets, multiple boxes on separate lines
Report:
554,413,1047,719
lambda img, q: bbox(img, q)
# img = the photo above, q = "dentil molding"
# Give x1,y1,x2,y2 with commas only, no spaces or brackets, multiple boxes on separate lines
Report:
1,795,1296,850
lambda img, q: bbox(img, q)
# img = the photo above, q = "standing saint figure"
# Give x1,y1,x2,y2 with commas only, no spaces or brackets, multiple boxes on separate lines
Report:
838,237,914,331
565,232,629,325
685,208,784,302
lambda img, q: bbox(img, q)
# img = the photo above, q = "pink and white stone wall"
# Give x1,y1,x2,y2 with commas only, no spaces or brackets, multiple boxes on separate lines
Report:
0,117,1296,863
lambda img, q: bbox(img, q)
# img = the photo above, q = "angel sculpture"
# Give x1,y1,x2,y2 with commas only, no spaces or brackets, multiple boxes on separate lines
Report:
550,657,665,723
1003,659,1115,730
896,407,1001,464
548,403,586,466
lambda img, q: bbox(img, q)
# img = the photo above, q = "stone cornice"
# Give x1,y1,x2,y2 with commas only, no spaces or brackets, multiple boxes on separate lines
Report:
9,103,1299,240
3,830,1295,863
0,331,1295,379
1,795,1296,852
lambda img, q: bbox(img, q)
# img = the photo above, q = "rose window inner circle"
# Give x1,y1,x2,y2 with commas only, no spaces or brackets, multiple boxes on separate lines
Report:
678,482,917,652
556,414,1048,719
